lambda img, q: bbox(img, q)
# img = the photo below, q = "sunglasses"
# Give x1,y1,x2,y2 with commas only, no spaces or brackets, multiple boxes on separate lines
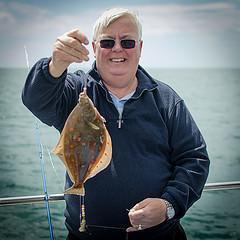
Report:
99,39,136,49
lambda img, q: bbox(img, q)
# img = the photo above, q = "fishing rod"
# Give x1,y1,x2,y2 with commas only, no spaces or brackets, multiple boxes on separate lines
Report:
24,46,54,240
1,181,240,206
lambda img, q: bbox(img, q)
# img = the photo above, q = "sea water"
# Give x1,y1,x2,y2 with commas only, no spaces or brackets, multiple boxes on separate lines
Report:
0,68,239,240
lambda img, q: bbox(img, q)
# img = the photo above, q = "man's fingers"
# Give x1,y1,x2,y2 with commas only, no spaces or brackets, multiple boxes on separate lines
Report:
129,198,150,212
54,47,83,63
57,35,89,55
126,226,138,232
66,28,89,45
128,198,153,231
129,208,144,217
55,38,89,61
49,29,89,77
55,29,90,63
126,224,145,232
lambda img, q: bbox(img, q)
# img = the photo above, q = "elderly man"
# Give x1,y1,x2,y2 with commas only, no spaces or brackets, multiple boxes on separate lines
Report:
22,8,209,240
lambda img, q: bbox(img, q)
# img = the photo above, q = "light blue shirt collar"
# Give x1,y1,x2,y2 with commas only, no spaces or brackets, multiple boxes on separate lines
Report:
109,90,135,115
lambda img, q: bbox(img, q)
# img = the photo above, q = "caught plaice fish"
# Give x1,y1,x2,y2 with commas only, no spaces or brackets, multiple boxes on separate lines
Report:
52,89,112,196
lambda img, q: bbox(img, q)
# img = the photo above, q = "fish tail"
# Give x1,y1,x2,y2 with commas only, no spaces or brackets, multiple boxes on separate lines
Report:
64,185,85,196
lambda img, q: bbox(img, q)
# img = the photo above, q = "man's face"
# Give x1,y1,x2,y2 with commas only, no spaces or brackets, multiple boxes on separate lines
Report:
92,16,142,86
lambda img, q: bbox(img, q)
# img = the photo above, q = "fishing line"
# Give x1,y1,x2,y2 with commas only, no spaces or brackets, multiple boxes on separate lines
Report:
34,121,54,240
85,208,130,231
45,145,64,192
87,225,126,230
24,46,54,240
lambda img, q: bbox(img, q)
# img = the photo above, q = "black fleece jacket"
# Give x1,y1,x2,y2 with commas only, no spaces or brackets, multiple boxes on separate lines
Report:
22,58,209,238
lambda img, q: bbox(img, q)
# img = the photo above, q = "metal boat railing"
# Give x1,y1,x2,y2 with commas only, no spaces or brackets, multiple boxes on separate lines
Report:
0,181,240,206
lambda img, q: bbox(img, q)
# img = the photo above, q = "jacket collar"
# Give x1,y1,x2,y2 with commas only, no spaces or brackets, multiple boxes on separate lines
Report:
134,65,158,98
87,61,158,98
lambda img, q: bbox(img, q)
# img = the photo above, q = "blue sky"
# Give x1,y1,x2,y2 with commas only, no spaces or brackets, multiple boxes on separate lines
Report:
0,0,240,68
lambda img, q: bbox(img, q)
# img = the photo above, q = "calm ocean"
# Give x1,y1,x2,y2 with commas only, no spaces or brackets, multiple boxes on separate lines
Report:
0,68,239,240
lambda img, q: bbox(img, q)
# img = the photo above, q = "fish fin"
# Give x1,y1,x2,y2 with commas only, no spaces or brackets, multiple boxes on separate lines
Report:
52,145,75,182
101,116,106,122
88,122,100,130
87,129,112,180
64,185,85,196
52,142,65,159
51,146,63,157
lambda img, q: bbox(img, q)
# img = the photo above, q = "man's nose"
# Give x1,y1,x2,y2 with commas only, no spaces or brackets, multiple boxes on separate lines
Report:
112,40,123,52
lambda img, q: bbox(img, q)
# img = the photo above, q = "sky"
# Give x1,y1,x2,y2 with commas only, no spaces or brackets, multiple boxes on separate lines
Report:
0,0,240,68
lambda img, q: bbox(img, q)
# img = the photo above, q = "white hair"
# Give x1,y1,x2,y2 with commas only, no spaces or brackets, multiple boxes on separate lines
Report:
93,8,142,41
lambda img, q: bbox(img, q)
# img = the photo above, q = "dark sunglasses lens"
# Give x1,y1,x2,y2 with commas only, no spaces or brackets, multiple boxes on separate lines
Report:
100,39,115,49
121,40,135,49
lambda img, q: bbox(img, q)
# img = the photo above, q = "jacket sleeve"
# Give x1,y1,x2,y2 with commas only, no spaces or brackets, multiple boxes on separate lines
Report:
161,100,210,219
22,58,83,131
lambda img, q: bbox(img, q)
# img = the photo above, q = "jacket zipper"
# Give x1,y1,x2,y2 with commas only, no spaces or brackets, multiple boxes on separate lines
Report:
98,83,125,129
97,80,158,129
117,111,123,129
116,86,158,129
